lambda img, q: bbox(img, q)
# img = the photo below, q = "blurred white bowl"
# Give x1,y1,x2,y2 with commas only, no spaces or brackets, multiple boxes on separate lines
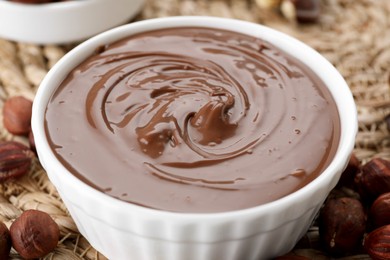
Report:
32,16,357,260
0,0,144,44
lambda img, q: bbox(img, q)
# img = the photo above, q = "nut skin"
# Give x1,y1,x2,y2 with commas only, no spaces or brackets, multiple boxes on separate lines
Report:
370,192,390,229
3,96,33,136
0,221,11,259
281,0,321,23
10,210,60,259
355,158,390,201
0,141,34,182
337,153,360,188
364,225,390,260
319,197,366,256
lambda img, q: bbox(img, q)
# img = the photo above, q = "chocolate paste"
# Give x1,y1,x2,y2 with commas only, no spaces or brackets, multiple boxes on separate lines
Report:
45,27,340,213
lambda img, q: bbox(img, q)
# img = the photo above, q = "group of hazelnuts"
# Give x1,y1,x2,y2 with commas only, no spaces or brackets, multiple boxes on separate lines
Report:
320,156,390,259
0,96,59,259
277,155,390,260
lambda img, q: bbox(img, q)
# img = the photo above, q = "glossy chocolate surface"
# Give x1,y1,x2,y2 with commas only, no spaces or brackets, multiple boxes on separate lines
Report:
45,27,340,213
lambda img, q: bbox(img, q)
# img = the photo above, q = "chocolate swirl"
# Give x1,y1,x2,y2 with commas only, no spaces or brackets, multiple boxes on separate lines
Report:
45,28,340,213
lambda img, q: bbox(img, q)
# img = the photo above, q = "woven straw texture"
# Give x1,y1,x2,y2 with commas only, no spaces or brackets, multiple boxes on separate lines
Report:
0,0,389,259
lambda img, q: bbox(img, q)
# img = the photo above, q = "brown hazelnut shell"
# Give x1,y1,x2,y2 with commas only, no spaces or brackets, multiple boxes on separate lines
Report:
0,141,34,182
319,197,366,256
10,210,60,259
0,221,11,259
337,153,360,188
356,158,390,201
2,96,33,136
370,192,390,229
364,225,390,260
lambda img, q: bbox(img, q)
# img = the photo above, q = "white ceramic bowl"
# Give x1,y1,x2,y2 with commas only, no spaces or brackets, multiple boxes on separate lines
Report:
0,0,144,44
32,16,357,260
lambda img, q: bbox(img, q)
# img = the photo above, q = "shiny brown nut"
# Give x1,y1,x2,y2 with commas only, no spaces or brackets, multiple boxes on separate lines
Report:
370,192,390,229
0,221,11,259
364,225,390,260
337,153,360,188
281,0,320,23
0,141,34,182
319,197,366,256
10,210,60,259
355,158,390,201
3,96,33,136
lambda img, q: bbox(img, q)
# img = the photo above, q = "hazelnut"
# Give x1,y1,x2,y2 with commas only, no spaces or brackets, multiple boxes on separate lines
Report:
337,153,360,188
0,221,11,259
3,96,33,136
370,192,390,229
281,0,321,23
364,225,390,260
355,157,390,201
319,197,366,256
0,141,34,182
10,209,60,259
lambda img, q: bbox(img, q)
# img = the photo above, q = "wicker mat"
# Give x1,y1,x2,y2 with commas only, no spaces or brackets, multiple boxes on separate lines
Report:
0,0,389,259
